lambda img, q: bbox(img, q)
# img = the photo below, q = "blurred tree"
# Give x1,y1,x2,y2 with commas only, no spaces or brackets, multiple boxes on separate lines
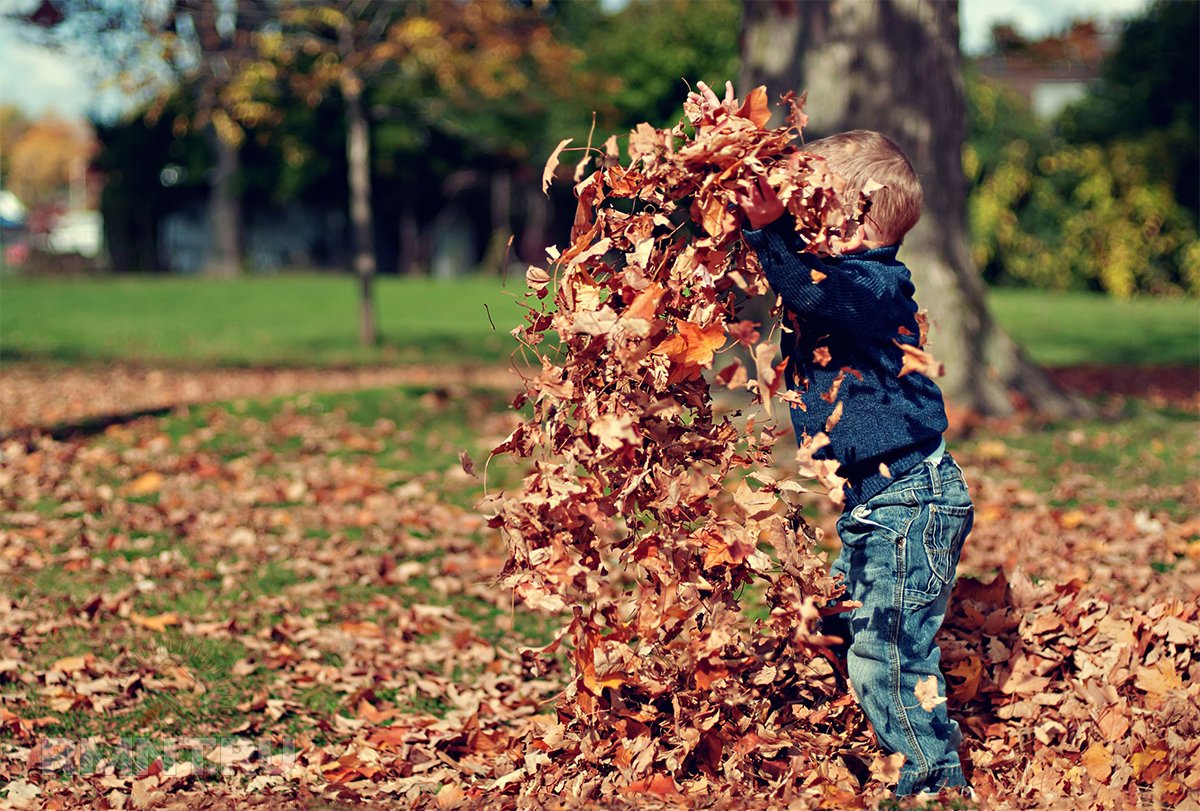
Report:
1057,0,1199,220
235,1,399,345
0,105,33,190
7,116,93,208
14,0,277,277
741,0,1079,416
966,74,1199,297
232,0,583,344
92,94,209,273
566,0,740,134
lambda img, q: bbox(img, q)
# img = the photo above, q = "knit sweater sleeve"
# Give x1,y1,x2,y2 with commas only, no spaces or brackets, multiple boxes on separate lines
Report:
743,220,903,334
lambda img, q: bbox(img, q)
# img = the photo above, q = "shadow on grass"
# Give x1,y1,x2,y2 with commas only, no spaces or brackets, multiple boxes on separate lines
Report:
0,332,521,369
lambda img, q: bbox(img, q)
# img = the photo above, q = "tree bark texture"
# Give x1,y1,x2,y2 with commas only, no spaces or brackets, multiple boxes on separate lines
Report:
740,0,1081,416
340,60,379,347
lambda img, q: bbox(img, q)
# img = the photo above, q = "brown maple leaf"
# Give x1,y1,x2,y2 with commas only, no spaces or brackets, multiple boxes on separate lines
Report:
652,320,727,369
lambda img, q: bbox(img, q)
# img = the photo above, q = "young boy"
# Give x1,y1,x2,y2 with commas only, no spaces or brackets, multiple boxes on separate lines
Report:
738,129,975,798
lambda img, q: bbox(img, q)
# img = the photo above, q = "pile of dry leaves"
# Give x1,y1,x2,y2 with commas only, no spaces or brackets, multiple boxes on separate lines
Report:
487,87,919,803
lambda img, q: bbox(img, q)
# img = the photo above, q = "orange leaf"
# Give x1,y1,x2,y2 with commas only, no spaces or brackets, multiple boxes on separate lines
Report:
621,774,681,797
130,612,179,633
623,283,665,322
50,655,92,674
946,655,982,702
652,320,726,369
695,189,738,237
1082,742,1113,782
124,472,163,495
340,620,383,638
1131,746,1168,782
893,340,943,378
1134,659,1183,694
737,85,772,128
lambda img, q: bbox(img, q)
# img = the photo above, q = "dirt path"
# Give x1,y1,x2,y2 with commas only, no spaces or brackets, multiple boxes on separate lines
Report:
0,363,524,437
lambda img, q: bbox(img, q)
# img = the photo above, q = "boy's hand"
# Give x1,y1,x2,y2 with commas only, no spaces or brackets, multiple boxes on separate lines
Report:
687,80,738,129
736,174,785,230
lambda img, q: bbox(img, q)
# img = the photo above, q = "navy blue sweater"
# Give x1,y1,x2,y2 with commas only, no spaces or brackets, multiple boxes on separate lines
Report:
743,220,948,508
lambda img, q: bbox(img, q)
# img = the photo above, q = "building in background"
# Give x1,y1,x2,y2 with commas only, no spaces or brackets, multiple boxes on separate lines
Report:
974,21,1116,119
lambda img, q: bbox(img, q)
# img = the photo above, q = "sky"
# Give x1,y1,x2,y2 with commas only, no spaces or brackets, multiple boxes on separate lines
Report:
0,0,1157,123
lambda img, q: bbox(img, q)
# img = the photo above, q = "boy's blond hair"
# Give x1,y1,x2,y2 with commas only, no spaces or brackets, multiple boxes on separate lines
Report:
802,130,923,245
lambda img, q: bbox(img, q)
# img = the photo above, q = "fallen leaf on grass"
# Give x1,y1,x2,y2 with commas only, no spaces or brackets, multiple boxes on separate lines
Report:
130,613,179,633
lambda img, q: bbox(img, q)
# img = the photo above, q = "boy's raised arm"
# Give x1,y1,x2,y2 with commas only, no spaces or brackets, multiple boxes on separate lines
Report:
743,219,902,335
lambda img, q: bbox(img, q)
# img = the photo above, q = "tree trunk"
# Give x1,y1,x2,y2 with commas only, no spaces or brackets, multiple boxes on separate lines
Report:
204,124,241,278
340,56,378,346
482,168,513,274
398,190,420,275
741,0,1083,416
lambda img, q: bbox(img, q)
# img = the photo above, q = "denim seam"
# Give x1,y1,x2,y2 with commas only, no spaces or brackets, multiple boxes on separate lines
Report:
890,521,930,778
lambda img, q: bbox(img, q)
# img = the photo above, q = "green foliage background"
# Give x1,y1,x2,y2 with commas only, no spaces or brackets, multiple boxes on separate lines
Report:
966,1,1199,297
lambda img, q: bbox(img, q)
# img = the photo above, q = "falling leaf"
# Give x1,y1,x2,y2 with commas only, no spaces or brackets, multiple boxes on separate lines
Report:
542,138,572,194
525,265,551,294
459,450,477,478
652,320,727,369
824,400,844,432
893,340,943,378
914,675,946,711
727,319,761,347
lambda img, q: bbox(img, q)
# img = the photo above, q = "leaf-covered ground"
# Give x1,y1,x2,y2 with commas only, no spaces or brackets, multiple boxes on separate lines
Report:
1,370,1197,809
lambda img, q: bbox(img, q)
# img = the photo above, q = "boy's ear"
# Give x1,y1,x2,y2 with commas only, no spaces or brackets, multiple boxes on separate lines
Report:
831,227,866,254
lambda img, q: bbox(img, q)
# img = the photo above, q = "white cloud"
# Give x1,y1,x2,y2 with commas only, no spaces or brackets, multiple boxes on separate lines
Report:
961,0,1153,54
0,34,93,120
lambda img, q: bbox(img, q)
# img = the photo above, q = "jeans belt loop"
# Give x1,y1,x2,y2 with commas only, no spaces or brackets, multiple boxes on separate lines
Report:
928,451,942,496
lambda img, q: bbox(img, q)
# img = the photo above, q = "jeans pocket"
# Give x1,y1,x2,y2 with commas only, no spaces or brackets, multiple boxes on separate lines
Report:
911,503,973,600
842,502,916,546
897,502,972,606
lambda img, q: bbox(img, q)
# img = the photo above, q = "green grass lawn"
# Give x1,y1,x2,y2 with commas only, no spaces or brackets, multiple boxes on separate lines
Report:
1,274,1196,367
0,274,531,367
987,287,1199,366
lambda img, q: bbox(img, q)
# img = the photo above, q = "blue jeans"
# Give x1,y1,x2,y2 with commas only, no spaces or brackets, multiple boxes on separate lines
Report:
825,450,973,796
